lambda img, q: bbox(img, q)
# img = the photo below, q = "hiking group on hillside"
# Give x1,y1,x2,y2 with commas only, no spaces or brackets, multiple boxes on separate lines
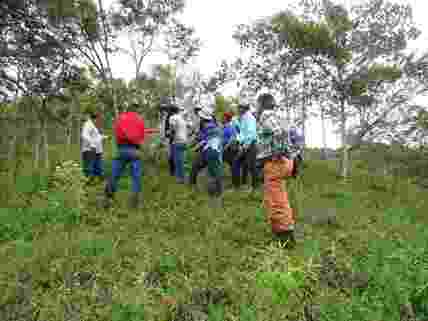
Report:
80,93,304,248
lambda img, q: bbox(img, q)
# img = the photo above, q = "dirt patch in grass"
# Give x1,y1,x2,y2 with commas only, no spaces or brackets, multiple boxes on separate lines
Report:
171,287,229,321
318,252,369,291
0,271,32,321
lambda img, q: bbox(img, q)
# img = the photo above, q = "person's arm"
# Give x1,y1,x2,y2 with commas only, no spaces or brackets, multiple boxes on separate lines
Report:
145,128,159,134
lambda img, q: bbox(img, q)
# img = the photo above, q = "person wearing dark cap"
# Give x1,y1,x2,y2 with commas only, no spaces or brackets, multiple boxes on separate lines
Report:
256,93,299,248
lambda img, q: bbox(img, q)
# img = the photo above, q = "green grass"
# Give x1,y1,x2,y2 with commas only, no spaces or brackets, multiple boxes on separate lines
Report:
1,147,428,321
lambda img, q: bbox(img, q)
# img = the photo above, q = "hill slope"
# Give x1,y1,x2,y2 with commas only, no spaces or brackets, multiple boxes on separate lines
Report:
1,152,427,321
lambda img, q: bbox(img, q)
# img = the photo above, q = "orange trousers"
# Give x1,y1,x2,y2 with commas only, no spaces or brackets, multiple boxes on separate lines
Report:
263,156,295,234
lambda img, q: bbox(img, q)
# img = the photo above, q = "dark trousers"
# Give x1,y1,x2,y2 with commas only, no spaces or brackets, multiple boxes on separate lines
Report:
206,148,223,197
239,142,258,189
168,143,175,176
82,150,103,177
189,151,206,185
223,145,242,188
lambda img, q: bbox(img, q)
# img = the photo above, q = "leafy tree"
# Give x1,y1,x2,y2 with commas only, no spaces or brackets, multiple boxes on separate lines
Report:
0,0,79,100
112,0,201,79
271,0,428,178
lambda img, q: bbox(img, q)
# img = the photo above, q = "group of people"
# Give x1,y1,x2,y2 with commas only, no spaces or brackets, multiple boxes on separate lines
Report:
81,93,304,248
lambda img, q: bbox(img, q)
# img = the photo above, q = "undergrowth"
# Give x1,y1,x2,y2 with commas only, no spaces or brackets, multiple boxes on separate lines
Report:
0,147,427,321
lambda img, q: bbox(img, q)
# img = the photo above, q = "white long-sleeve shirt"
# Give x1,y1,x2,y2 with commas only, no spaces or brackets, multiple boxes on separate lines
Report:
169,112,188,144
81,118,104,154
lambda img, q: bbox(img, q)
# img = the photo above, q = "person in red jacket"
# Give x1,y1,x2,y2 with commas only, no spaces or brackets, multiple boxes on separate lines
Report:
104,103,158,209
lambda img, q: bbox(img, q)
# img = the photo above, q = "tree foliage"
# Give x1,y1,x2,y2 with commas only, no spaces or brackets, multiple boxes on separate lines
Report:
112,0,201,78
226,0,428,177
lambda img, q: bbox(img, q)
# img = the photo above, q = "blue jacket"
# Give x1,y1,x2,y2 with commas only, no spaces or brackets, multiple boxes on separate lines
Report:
198,120,215,145
198,120,223,155
236,111,257,146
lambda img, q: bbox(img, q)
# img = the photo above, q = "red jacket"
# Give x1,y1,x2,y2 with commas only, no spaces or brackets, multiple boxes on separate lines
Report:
114,112,159,145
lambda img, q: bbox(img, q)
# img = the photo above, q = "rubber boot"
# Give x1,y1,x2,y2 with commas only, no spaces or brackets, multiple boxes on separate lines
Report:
86,176,96,186
102,182,114,209
274,230,296,249
102,193,113,209
231,175,241,190
168,157,175,177
129,192,142,209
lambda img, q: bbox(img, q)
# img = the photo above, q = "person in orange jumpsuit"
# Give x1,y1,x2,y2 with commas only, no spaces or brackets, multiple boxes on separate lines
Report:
256,93,300,248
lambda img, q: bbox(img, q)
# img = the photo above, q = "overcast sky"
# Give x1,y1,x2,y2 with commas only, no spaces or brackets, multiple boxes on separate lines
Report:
106,0,428,148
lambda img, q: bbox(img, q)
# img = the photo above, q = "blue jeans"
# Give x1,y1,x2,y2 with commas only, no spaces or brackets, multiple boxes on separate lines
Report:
82,151,103,177
172,143,186,182
106,144,142,194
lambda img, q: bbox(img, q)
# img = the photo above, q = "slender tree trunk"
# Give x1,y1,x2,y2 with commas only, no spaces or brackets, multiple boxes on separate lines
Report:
8,127,17,163
41,120,49,170
339,98,350,178
33,122,40,170
66,124,72,148
67,103,74,150
320,103,327,160
76,114,81,153
301,59,307,146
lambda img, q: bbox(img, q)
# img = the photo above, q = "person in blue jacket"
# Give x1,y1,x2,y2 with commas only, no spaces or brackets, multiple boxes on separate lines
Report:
222,111,241,189
235,99,258,191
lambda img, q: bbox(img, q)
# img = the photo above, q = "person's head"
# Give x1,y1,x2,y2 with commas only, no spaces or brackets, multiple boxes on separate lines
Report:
256,93,276,118
167,100,185,116
89,111,98,120
176,101,186,114
194,106,202,115
222,111,234,125
238,98,251,116
198,107,214,127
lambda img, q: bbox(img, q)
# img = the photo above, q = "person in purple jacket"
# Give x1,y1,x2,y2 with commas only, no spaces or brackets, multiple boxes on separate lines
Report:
188,106,219,187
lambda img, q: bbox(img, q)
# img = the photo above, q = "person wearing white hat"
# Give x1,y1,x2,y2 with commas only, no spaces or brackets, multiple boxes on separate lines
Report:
188,105,216,187
197,106,224,204
169,101,188,183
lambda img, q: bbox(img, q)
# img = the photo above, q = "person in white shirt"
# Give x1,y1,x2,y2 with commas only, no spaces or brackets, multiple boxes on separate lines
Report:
81,110,105,182
168,103,188,183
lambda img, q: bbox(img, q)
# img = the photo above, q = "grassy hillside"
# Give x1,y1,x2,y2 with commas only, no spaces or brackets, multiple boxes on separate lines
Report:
1,143,428,321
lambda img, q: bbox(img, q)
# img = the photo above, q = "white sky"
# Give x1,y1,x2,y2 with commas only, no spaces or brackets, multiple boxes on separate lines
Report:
107,0,428,149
